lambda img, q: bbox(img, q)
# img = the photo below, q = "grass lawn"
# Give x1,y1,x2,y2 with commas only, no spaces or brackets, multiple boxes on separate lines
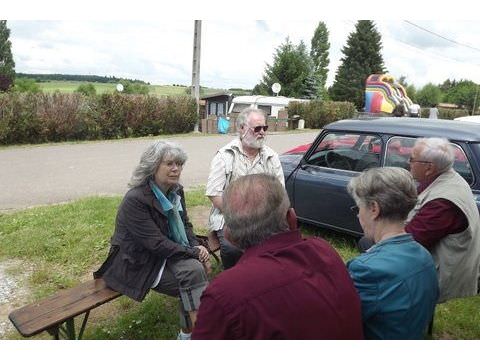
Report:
1,189,479,340
37,81,223,97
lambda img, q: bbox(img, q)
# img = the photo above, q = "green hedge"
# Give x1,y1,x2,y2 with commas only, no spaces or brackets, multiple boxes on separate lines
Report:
419,107,470,120
0,93,197,145
288,100,356,129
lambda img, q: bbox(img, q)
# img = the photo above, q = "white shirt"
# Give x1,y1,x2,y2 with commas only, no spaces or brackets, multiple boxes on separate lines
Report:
205,138,285,231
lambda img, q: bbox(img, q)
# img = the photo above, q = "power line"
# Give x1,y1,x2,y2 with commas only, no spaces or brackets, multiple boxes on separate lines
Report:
404,20,480,53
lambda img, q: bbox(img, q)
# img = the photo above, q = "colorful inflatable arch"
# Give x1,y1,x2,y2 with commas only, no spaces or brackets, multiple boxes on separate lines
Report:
365,74,413,114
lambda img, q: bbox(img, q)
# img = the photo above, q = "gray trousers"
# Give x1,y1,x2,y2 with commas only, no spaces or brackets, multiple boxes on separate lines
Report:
152,258,208,328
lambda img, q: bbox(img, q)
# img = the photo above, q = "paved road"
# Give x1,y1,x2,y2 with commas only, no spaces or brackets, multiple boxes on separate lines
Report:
0,131,317,212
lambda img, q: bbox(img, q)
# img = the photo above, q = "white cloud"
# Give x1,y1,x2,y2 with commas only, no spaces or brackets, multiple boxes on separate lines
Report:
7,19,480,90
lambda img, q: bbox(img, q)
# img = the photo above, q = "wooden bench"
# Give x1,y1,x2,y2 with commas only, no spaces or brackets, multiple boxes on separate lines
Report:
8,235,220,340
9,278,121,339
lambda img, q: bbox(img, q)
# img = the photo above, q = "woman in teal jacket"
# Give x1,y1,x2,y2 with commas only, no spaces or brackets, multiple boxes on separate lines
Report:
347,167,438,339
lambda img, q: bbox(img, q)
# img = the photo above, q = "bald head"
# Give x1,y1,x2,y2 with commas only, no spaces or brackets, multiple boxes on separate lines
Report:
223,174,290,250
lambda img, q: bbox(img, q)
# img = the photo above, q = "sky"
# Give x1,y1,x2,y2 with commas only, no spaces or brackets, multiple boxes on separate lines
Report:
4,1,480,92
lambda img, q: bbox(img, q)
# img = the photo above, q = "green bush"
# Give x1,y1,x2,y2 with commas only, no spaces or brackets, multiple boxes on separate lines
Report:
75,83,97,96
288,100,356,128
120,81,150,95
0,92,42,144
0,93,197,145
419,107,470,120
13,78,42,93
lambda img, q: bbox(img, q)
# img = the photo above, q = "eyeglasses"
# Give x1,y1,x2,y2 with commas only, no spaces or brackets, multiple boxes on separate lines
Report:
408,157,432,164
163,161,183,169
248,125,269,133
350,205,359,215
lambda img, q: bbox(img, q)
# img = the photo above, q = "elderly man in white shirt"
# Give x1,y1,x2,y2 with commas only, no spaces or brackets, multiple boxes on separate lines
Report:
205,107,285,269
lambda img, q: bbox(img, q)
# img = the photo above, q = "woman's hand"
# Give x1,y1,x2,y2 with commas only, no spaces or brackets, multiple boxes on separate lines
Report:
202,258,212,275
195,245,210,263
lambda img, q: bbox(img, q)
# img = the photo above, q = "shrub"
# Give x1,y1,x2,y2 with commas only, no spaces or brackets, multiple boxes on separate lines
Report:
0,93,197,145
75,83,97,96
288,100,356,128
419,107,470,120
14,78,42,93
37,93,89,141
0,92,42,144
120,81,149,95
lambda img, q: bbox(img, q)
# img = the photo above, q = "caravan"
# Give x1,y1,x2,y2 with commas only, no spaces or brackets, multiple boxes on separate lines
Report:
228,95,309,118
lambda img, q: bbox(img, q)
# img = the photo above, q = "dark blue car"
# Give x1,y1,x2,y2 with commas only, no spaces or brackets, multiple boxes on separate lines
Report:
280,117,480,237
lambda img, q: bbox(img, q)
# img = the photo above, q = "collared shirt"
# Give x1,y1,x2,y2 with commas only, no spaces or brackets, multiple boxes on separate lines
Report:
192,230,364,339
205,138,284,231
347,234,438,339
405,175,468,250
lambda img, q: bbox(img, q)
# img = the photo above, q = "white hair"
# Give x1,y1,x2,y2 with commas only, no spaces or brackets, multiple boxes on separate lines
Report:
415,138,455,173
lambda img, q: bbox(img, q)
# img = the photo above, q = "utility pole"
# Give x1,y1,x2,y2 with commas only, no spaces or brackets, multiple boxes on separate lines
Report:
191,20,201,132
473,84,479,116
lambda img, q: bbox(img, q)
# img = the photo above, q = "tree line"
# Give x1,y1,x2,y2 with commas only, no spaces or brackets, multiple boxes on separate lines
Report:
15,73,150,85
252,20,479,114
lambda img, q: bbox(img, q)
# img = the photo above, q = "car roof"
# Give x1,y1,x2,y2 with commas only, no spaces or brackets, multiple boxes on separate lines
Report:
455,115,480,123
324,117,480,142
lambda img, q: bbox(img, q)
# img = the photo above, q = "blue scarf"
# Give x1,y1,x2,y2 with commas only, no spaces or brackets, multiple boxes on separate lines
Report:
149,180,189,247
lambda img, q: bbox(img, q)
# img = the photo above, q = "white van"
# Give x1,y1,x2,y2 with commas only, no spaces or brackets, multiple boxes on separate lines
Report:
228,95,309,118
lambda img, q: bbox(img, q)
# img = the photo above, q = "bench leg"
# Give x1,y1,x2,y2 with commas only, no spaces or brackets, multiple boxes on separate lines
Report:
47,311,91,340
57,319,76,339
78,311,90,340
47,326,60,339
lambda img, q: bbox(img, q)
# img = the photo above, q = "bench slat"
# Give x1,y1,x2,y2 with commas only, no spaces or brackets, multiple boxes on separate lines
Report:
9,278,121,337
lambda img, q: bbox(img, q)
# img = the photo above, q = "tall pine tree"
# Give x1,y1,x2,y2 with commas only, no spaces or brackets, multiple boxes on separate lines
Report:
253,38,314,98
310,21,330,99
329,20,386,110
0,20,15,91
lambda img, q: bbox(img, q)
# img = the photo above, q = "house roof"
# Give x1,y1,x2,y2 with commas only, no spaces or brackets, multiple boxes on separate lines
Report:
200,92,233,100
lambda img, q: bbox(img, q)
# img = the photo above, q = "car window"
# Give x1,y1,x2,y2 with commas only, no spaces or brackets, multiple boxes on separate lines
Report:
306,132,381,172
385,136,474,185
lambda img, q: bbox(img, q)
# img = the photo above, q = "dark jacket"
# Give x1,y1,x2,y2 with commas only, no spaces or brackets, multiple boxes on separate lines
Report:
95,182,200,301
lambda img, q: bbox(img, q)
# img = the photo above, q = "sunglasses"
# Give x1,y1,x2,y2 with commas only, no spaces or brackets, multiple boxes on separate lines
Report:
350,205,359,215
248,125,269,133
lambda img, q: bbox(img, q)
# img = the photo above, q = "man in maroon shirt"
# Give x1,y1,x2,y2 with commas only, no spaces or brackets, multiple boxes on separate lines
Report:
358,139,468,253
405,140,468,250
192,174,364,340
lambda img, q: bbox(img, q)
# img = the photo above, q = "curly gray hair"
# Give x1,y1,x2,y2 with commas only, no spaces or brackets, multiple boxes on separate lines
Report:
129,140,187,188
347,167,417,222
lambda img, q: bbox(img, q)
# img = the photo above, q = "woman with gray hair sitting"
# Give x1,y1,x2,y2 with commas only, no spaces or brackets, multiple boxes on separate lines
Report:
95,140,210,340
346,167,438,339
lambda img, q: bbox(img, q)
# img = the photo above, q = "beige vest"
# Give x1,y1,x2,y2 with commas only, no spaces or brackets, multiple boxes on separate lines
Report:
407,170,480,303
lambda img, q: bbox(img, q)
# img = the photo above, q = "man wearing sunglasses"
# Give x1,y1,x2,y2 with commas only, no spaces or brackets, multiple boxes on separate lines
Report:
206,107,284,269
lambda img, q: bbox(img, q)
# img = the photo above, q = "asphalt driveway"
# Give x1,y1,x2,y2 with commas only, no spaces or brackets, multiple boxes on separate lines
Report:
0,131,317,212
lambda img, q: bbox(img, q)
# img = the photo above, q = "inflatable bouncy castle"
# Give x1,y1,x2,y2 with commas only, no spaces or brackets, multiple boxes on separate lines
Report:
365,74,413,114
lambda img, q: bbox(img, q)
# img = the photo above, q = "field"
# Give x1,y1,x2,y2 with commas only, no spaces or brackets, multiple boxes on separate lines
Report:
37,81,222,96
